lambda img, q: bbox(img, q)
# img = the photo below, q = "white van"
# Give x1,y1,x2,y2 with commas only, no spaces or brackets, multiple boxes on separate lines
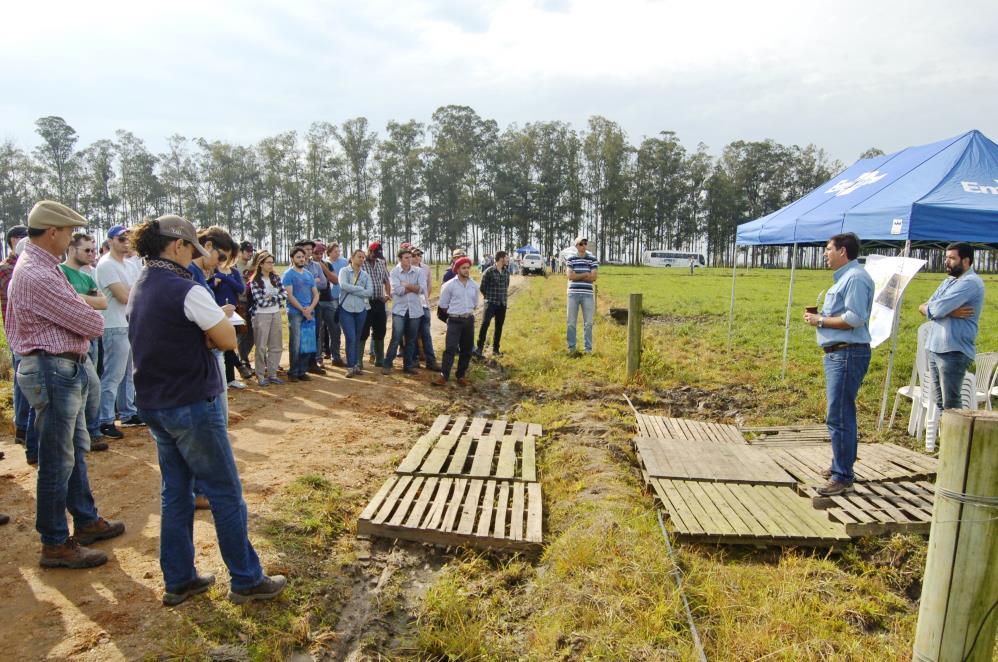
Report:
521,252,545,275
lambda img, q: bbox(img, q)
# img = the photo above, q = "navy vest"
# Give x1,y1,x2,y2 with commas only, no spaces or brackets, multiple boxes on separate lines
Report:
128,263,223,409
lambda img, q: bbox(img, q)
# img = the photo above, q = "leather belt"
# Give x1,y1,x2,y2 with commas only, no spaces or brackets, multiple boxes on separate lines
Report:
29,350,87,363
448,313,474,319
823,342,870,354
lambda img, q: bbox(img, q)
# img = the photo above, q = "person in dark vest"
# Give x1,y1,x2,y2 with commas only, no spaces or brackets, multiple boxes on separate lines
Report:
127,215,286,607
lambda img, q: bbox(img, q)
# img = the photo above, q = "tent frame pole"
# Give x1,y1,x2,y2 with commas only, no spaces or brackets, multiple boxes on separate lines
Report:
780,243,798,380
877,240,913,430
727,244,738,349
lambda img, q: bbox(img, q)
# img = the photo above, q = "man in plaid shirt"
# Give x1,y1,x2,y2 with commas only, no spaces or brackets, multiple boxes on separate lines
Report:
360,241,391,367
9,201,124,569
474,251,511,358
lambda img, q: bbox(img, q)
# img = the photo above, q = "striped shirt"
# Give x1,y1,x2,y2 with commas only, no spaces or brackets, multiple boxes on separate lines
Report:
566,251,599,295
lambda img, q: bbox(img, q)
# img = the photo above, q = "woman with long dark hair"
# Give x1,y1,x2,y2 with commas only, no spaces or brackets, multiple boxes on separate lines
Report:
247,251,286,386
339,249,373,377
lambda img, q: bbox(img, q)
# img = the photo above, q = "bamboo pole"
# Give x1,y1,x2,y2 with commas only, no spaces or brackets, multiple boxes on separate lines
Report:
914,410,998,662
626,293,642,380
877,240,912,430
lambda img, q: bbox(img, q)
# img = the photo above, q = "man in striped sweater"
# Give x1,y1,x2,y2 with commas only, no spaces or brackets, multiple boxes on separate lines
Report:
565,236,598,355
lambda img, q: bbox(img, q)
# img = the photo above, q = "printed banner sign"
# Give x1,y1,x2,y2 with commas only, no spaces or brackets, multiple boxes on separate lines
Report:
864,254,927,348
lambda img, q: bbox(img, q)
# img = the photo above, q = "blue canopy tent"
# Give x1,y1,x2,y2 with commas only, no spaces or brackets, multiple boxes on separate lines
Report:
515,244,540,254
731,129,998,426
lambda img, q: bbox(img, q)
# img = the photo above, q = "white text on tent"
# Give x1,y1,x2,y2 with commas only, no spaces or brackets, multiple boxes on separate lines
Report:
960,180,998,194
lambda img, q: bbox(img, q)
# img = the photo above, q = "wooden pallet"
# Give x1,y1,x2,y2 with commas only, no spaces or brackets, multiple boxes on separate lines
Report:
635,414,744,445
741,424,829,446
799,480,935,536
650,479,850,547
357,474,543,552
428,415,542,440
396,434,537,482
634,436,795,486
766,443,937,485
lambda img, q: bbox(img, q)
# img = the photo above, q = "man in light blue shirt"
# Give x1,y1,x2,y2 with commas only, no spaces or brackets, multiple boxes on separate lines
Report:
433,257,479,386
383,249,425,375
803,233,874,496
919,242,985,410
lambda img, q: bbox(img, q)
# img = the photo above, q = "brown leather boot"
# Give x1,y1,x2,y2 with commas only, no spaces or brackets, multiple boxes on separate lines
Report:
0,513,9,526
457,377,471,387
73,517,125,545
40,539,107,568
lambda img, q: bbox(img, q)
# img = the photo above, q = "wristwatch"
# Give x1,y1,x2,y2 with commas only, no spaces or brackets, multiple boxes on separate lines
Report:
817,316,824,328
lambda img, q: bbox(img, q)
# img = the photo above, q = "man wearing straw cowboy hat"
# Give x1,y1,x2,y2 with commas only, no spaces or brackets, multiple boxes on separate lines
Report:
802,232,874,497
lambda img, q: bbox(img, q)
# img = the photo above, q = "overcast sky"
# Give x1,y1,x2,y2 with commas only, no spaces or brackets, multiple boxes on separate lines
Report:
3,0,996,164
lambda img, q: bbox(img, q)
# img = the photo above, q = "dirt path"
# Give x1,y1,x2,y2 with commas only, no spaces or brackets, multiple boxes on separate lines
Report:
0,276,528,660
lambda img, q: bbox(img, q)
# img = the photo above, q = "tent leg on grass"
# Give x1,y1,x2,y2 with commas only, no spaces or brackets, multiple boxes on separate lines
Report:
780,243,798,380
877,240,912,430
727,247,738,350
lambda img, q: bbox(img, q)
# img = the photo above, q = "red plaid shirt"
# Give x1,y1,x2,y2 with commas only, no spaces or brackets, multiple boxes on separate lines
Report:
0,254,16,326
6,242,104,355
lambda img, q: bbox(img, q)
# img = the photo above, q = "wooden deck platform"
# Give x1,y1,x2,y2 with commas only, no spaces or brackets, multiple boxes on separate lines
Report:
765,443,938,485
634,436,795,486
799,480,935,536
649,479,850,547
635,414,744,445
357,474,543,552
358,415,545,551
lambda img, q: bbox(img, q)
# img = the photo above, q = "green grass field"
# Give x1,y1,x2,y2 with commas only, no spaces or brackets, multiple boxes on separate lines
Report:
411,265,996,660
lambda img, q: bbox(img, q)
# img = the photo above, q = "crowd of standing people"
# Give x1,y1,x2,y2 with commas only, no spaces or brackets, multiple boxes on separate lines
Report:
0,201,520,607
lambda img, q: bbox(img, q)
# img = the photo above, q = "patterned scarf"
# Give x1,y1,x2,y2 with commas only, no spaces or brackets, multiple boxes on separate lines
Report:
146,258,193,280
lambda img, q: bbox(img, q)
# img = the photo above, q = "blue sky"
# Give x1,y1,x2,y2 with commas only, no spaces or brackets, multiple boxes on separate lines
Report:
3,0,997,164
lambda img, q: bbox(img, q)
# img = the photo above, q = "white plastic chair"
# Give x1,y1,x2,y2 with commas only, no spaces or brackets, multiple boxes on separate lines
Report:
891,323,932,433
923,371,978,452
972,352,998,411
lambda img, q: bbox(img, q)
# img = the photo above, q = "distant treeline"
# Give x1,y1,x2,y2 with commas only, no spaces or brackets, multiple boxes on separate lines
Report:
2,109,861,263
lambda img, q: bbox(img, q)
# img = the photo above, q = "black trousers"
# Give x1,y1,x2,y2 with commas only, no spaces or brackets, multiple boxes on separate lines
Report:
441,316,475,380
237,311,254,367
477,302,507,352
361,299,388,346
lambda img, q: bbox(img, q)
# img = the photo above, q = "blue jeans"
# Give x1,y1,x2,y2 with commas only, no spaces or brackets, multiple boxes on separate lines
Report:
341,309,367,369
16,354,100,546
287,312,315,377
140,398,264,592
99,327,137,425
85,358,102,439
567,292,595,352
927,350,973,410
419,307,437,366
384,313,420,369
823,345,871,483
12,352,39,460
316,300,341,361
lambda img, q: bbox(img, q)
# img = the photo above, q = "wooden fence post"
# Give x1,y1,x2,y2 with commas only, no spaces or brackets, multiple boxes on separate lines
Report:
914,410,998,662
626,293,642,380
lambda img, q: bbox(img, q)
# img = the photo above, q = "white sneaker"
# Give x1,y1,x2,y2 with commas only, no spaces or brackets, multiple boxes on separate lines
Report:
228,379,247,389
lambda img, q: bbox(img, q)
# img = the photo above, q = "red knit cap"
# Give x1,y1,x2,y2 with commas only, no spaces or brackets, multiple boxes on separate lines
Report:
369,241,381,252
453,256,472,271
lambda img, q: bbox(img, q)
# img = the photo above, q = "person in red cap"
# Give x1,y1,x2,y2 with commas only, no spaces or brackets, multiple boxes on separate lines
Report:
433,256,478,386
360,241,391,367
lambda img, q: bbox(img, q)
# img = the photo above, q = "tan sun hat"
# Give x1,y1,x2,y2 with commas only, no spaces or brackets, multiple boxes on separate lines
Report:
27,200,88,229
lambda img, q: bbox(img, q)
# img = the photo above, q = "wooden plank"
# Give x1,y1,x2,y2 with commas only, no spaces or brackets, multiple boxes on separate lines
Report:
476,480,497,537
448,415,469,438
521,436,537,482
467,417,487,438
457,480,485,535
405,477,438,528
633,436,794,485
493,482,510,539
389,477,424,526
496,436,518,478
527,423,543,436
526,483,543,542
373,475,413,524
490,419,508,437
396,434,439,473
420,436,460,474
359,474,399,521
441,479,468,532
511,421,528,438
423,478,453,529
469,436,498,477
427,415,450,436
713,483,769,538
686,482,738,537
445,435,475,475
511,482,525,541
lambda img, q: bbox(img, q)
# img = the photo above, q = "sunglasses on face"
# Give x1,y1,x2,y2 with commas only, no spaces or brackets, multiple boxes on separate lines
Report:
78,248,96,253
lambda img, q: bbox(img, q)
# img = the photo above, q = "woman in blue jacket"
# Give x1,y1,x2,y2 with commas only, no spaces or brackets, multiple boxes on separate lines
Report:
338,249,373,377
210,253,248,389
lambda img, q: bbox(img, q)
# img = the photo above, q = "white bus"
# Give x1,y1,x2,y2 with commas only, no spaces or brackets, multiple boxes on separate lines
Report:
641,250,706,268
